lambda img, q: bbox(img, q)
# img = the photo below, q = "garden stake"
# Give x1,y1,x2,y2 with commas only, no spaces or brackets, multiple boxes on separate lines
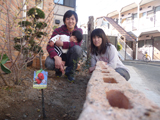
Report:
41,89,46,118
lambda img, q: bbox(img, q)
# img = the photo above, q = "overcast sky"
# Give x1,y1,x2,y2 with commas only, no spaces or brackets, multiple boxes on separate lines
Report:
76,0,136,26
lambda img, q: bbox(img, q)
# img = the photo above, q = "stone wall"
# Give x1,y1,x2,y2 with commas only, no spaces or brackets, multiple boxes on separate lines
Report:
78,61,160,120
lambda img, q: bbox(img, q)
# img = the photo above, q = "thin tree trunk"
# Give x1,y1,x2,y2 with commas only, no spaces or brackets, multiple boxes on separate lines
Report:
0,71,9,86
39,53,43,69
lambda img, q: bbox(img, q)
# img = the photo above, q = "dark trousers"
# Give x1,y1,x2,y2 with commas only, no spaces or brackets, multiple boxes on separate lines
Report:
45,45,83,75
115,68,130,81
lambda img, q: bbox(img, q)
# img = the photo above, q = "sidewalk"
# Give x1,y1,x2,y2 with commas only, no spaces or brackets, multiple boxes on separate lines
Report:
125,60,160,66
126,65,160,107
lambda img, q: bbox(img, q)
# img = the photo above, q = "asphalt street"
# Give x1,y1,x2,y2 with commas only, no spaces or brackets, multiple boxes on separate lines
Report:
123,61,160,107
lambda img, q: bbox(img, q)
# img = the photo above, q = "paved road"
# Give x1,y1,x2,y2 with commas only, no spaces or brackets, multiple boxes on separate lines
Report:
123,61,160,107
124,61,160,95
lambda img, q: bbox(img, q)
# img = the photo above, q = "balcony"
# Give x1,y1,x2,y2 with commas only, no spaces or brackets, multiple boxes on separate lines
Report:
120,13,160,34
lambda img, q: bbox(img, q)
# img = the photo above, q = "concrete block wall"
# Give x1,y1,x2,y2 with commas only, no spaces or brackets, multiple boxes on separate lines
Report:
78,61,160,120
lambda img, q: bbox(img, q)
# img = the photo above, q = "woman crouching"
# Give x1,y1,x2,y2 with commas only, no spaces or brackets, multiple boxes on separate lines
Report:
89,28,130,81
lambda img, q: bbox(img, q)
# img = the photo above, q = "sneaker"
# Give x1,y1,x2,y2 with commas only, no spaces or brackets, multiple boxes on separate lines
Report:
55,70,62,77
65,73,75,83
64,72,69,78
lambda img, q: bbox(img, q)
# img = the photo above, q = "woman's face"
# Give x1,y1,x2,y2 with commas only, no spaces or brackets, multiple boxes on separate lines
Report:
65,15,76,31
92,36,102,49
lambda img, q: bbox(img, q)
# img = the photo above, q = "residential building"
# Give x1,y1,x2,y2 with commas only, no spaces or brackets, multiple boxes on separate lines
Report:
0,0,54,59
0,0,77,69
53,0,76,28
95,0,160,61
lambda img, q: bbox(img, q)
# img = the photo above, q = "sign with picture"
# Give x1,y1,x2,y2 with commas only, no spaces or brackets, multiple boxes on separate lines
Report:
33,69,48,89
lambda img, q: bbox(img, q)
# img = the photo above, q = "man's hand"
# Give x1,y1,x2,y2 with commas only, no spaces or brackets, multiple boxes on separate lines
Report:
54,56,65,73
54,56,63,69
55,40,63,47
60,61,65,74
48,41,54,47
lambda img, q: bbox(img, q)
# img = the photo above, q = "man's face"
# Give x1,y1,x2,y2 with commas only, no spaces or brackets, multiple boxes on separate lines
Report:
64,15,76,31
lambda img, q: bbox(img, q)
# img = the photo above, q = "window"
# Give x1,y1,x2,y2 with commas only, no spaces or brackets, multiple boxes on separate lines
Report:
133,13,138,30
64,0,75,7
138,40,144,48
126,17,132,21
145,39,152,46
116,19,119,24
108,23,110,29
120,18,122,23
147,10,154,22
156,6,160,12
54,0,63,5
155,6,160,26
35,0,43,9
142,12,147,17
133,13,137,19
54,0,75,8
147,10,154,16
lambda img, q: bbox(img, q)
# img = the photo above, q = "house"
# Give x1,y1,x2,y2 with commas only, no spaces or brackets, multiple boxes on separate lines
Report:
53,0,76,28
95,0,160,61
0,0,77,69
0,0,54,59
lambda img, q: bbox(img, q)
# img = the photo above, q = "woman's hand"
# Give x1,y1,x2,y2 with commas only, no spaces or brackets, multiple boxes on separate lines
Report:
55,40,63,47
89,66,96,73
48,41,54,47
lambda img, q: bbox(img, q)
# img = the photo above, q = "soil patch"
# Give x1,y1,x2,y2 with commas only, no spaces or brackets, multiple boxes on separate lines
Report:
0,67,91,120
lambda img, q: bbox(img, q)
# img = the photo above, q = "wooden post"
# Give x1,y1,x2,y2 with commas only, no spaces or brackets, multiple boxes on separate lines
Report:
132,41,136,59
124,38,126,60
41,89,46,118
152,36,154,60
87,16,94,59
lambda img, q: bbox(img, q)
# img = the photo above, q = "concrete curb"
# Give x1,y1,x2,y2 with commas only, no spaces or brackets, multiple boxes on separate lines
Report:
123,60,160,66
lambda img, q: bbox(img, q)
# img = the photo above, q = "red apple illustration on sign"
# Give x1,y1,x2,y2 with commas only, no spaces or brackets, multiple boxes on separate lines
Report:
36,78,42,84
38,73,44,80
35,73,44,84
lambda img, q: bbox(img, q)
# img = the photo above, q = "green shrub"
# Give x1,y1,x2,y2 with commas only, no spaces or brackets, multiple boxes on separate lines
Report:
36,22,47,29
27,8,45,19
29,39,35,46
14,37,22,43
18,21,32,27
32,45,43,54
36,32,46,38
14,44,21,51
25,28,32,34
53,25,58,30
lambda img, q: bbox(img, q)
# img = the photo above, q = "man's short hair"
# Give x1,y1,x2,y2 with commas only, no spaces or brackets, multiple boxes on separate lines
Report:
63,10,78,24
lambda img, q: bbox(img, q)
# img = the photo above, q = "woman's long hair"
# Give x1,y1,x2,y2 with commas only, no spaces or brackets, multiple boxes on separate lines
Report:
91,28,110,55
